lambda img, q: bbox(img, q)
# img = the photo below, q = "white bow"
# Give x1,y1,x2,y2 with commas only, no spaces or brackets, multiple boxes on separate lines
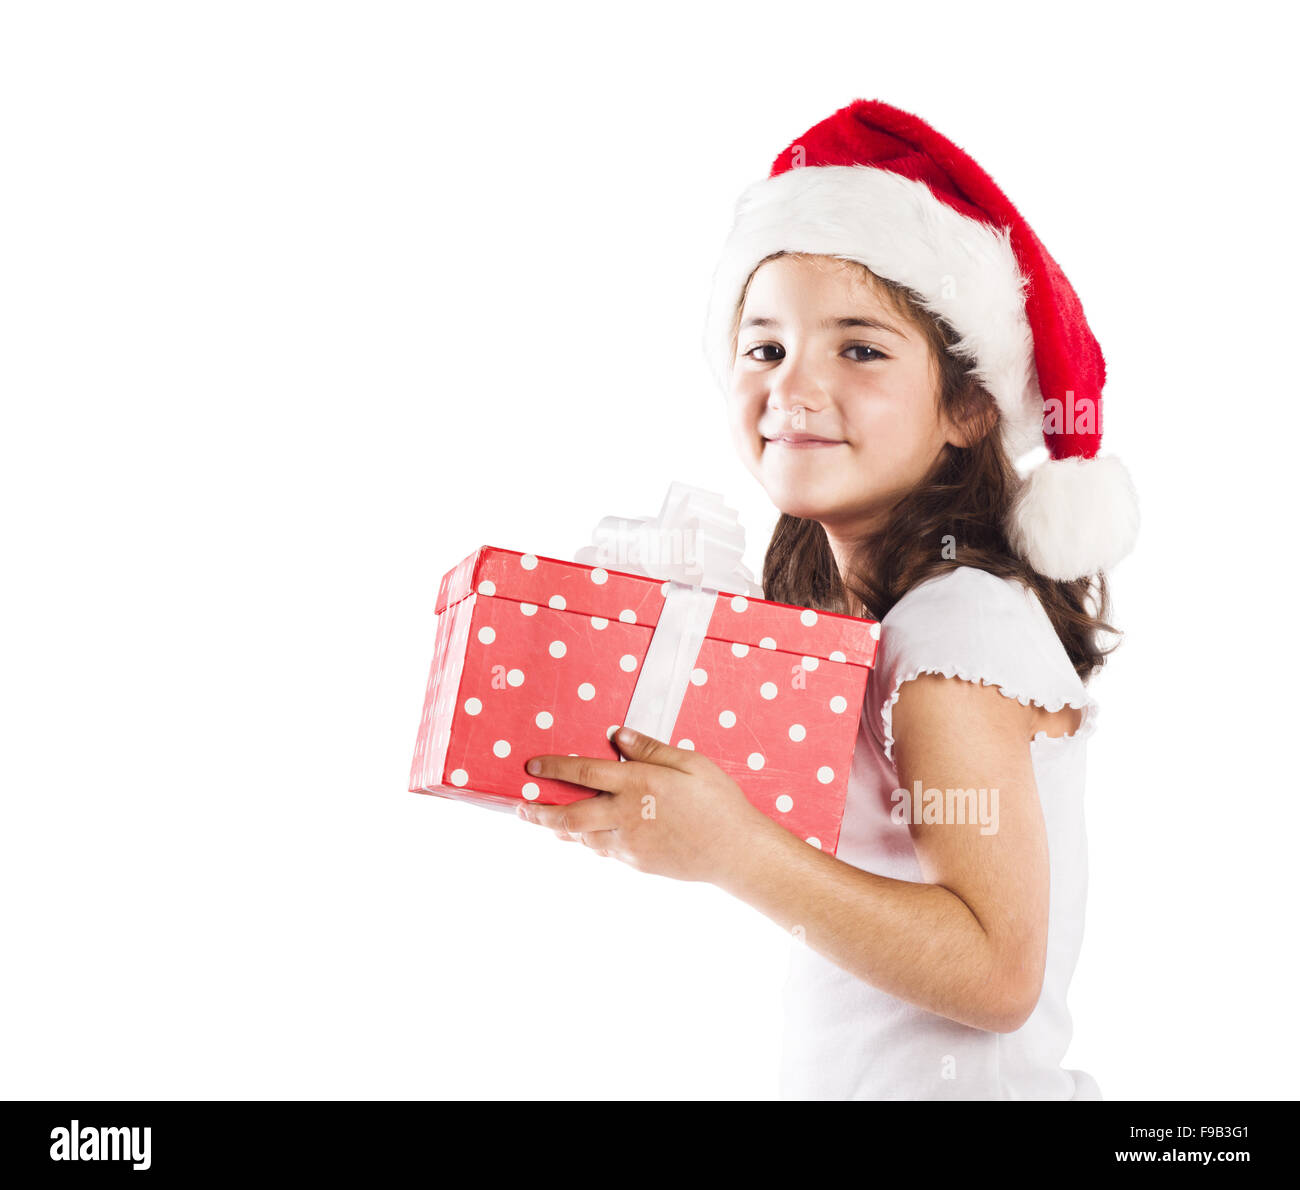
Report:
573,480,763,597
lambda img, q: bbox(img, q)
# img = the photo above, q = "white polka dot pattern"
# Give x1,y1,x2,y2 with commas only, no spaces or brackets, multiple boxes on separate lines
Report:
435,547,880,667
410,545,883,854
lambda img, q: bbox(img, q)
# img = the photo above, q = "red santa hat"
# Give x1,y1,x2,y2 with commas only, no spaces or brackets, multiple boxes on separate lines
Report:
703,98,1138,582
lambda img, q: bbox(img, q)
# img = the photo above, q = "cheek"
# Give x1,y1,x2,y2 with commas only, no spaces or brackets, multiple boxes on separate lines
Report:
726,380,763,432
846,386,945,477
855,377,940,443
726,403,762,471
729,369,762,406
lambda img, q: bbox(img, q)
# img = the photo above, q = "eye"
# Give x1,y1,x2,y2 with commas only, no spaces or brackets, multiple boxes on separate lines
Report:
741,342,888,364
844,343,888,362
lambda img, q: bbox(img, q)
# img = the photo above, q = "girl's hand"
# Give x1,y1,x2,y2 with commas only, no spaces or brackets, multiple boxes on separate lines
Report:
518,726,770,885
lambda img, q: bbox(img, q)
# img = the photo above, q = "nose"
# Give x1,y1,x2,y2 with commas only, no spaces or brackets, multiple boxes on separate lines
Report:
767,361,830,418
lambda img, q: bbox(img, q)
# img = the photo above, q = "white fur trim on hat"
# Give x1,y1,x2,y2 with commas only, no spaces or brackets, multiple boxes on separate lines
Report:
703,164,1044,459
1007,455,1140,581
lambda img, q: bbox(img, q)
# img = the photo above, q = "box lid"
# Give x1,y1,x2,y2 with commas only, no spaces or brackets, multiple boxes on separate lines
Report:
436,545,878,667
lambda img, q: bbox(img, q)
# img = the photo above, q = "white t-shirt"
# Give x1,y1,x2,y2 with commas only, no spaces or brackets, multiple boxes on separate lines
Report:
779,566,1103,1100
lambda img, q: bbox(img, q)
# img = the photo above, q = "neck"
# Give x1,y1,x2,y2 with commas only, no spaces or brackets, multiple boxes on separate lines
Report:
820,522,873,619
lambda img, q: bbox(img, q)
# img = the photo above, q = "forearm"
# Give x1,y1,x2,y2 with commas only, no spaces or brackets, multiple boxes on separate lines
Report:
715,812,1023,1033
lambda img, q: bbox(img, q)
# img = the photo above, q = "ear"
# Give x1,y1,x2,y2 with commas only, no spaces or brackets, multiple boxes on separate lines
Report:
941,389,999,450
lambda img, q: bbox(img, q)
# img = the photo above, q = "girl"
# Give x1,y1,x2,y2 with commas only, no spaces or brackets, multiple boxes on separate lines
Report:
518,99,1138,1100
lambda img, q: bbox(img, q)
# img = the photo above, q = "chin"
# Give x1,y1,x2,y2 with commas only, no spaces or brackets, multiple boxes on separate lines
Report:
759,463,833,505
765,487,839,522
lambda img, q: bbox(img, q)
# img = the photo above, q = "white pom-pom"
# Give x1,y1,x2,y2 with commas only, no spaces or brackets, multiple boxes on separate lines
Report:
1008,455,1139,581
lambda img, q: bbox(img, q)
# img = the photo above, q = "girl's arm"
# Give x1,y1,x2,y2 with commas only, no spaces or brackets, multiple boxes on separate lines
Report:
715,673,1051,1033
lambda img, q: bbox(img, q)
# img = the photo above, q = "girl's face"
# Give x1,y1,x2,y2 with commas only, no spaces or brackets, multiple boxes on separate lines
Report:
728,254,962,542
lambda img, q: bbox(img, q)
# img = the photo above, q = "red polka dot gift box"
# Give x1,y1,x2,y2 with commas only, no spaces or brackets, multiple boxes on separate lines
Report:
407,545,880,857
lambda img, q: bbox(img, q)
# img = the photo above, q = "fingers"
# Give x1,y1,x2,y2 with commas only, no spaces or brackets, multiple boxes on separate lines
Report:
550,827,616,856
612,726,698,774
519,799,621,858
518,795,619,835
578,829,620,857
524,753,636,794
522,731,700,808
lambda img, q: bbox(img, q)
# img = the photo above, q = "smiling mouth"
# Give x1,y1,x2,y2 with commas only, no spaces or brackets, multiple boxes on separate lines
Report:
764,435,846,449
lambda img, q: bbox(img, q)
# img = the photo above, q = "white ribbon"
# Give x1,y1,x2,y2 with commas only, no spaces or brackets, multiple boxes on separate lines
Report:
573,482,762,759
573,480,763,595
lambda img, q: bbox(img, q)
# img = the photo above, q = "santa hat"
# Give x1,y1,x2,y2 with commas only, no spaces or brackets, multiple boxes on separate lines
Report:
702,99,1138,582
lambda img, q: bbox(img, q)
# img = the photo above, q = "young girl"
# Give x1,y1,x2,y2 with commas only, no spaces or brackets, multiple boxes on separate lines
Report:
518,99,1138,1100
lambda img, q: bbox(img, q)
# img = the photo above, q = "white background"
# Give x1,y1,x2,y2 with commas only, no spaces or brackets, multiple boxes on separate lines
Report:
3,0,1295,1100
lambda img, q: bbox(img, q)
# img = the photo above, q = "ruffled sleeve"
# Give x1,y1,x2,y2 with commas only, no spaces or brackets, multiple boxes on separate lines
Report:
865,566,1099,765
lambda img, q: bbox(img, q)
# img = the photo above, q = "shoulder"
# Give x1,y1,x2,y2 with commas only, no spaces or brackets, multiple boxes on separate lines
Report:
864,566,1098,762
888,563,1033,620
875,566,1060,668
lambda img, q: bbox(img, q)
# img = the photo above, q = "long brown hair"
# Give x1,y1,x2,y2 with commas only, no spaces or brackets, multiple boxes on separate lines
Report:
738,253,1119,680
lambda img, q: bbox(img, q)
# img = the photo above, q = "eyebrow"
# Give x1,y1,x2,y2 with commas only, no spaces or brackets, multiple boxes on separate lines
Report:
738,315,908,340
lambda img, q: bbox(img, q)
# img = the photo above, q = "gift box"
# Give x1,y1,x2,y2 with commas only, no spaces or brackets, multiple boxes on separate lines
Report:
408,484,880,855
